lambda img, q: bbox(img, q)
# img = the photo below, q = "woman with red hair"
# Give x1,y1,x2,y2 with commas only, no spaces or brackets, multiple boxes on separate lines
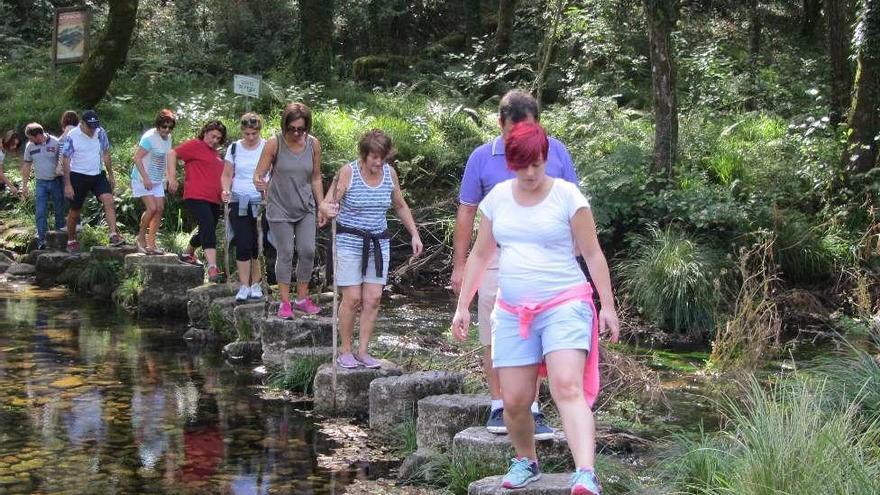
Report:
452,122,619,494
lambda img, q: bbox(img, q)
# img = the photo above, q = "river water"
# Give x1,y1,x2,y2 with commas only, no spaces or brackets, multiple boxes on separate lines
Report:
0,280,378,495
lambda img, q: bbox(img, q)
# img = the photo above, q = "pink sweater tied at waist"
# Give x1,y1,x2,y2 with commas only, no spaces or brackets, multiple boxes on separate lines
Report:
496,284,601,408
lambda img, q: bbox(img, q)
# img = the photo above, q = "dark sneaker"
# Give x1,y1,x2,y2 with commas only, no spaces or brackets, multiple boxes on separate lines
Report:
178,253,200,266
37,241,47,251
501,457,541,489
66,240,80,255
570,468,601,495
534,412,555,440
486,407,507,434
109,233,126,247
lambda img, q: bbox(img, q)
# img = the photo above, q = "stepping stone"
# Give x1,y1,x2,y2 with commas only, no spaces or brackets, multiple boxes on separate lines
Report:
260,316,334,367
0,249,14,263
223,340,262,363
137,264,205,316
416,394,491,451
283,347,334,373
453,427,571,467
207,296,238,338
369,371,464,437
186,282,238,327
21,249,50,265
123,253,178,271
313,360,403,416
91,245,139,262
233,302,267,340
183,327,216,342
0,262,8,274
46,230,68,250
468,473,572,494
5,263,36,277
35,252,78,285
398,447,440,482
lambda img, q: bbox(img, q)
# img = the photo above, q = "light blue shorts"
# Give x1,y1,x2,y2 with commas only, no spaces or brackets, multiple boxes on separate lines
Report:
335,248,390,286
491,299,593,368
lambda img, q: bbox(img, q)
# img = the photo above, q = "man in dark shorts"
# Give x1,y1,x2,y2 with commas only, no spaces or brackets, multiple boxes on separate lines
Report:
60,109,125,253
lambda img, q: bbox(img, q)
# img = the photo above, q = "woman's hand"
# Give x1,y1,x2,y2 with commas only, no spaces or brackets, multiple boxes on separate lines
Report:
221,190,231,203
451,308,471,342
411,235,423,257
317,211,328,228
319,201,339,219
253,175,267,192
167,178,178,194
142,177,155,190
598,307,620,344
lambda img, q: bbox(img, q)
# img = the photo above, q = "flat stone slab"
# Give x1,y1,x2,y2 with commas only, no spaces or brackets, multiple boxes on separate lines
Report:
91,245,139,262
6,263,36,276
46,230,69,250
0,262,8,274
233,302,267,340
313,361,403,416
283,347,334,372
124,253,179,271
223,340,262,363
453,427,570,466
468,473,572,494
183,327,217,342
35,252,78,284
398,447,439,482
260,316,334,366
370,371,464,436
137,264,205,317
21,249,50,265
187,282,238,327
416,394,491,451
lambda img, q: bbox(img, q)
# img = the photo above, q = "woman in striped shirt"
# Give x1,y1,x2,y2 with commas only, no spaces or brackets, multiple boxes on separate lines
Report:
319,129,423,369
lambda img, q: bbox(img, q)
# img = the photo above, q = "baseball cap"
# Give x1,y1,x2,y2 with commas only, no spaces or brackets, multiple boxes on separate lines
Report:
82,110,100,128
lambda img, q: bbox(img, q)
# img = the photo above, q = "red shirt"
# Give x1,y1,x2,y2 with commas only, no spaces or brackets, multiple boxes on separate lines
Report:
175,138,223,204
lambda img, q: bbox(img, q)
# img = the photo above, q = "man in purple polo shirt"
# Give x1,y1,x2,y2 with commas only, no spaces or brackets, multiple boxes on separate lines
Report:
452,90,579,439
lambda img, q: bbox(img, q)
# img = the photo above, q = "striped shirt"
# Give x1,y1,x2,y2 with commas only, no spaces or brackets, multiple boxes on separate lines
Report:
336,161,393,254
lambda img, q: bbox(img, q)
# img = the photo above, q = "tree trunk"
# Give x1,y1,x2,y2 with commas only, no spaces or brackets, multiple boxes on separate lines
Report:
495,0,518,56
803,0,822,41
843,0,880,175
642,0,679,178
299,0,335,82
66,0,139,108
746,0,763,110
825,0,854,125
532,0,568,107
465,0,483,45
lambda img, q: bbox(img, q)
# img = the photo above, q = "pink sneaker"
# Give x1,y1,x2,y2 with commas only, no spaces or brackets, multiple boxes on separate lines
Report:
277,301,294,319
293,297,321,315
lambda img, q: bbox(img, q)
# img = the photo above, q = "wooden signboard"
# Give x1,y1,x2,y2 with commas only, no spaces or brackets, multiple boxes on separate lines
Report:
52,6,90,66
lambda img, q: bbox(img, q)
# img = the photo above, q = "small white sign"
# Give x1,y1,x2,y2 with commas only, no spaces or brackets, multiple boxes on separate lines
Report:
234,75,261,98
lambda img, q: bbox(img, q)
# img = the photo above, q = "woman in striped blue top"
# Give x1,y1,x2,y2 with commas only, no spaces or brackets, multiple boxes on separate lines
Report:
320,129,423,369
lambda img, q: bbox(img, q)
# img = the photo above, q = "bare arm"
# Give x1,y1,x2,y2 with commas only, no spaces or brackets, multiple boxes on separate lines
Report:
18,160,31,196
102,150,114,187
310,137,325,205
133,146,152,188
389,168,422,256
451,215,497,341
0,159,17,195
319,164,351,216
62,155,73,199
450,203,478,293
571,207,619,343
221,160,234,203
165,149,178,193
253,137,277,193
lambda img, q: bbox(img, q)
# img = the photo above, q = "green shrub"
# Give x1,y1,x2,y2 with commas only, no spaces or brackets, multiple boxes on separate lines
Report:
58,259,122,295
207,305,234,341
772,209,853,284
806,347,880,421
266,356,324,395
390,418,418,458
113,269,143,311
662,377,880,494
618,226,727,335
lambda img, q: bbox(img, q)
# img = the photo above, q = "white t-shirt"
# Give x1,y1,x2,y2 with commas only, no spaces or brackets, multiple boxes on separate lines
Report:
130,128,172,183
61,126,110,176
479,178,591,306
224,139,265,198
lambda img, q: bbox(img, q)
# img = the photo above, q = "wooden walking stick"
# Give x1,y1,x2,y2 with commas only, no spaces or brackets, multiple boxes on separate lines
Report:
256,198,270,320
223,200,231,282
331,216,339,411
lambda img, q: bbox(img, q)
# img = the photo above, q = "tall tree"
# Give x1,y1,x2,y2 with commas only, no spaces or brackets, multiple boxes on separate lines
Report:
825,0,855,125
843,0,880,175
532,0,569,106
299,0,335,82
642,0,679,177
803,0,823,41
66,0,139,108
746,0,763,110
495,0,518,56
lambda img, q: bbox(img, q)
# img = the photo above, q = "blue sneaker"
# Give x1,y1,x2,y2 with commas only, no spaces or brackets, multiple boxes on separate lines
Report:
486,407,507,434
570,468,601,495
533,412,555,440
501,457,541,489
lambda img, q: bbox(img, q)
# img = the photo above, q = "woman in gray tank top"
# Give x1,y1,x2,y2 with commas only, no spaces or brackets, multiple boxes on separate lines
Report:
254,102,326,319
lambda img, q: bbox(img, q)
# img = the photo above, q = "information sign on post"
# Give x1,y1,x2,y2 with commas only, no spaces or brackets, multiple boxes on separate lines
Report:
52,6,91,68
233,75,261,112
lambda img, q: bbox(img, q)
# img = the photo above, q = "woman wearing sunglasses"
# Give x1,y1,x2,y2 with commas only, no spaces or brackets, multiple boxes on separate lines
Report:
131,109,176,254
254,102,325,318
221,113,266,301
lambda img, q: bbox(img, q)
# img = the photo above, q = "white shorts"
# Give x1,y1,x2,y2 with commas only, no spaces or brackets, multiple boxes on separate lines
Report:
132,179,165,198
335,248,390,286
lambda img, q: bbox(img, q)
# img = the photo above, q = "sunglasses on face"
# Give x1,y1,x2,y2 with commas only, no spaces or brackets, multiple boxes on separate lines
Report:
287,125,307,134
241,117,261,128
159,123,175,130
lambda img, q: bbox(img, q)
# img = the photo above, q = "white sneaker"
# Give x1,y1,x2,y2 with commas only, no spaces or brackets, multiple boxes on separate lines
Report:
249,283,263,299
235,285,250,302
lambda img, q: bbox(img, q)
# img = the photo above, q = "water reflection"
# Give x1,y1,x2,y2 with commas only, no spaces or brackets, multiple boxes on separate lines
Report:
0,283,365,494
